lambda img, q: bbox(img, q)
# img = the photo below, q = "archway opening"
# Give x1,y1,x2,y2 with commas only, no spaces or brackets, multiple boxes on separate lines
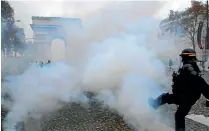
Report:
51,39,66,62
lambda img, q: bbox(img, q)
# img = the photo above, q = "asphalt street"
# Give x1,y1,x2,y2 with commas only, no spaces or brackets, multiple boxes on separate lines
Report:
1,70,209,131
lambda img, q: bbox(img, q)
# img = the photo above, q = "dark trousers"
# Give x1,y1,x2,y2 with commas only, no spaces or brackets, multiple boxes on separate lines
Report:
154,93,192,131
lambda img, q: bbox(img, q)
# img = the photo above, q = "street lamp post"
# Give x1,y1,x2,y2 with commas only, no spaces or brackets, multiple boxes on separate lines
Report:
202,0,209,70
205,0,209,63
206,0,209,107
207,0,209,57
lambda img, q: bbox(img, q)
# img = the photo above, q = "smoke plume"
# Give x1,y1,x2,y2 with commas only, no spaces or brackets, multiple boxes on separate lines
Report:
205,57,209,71
1,1,185,131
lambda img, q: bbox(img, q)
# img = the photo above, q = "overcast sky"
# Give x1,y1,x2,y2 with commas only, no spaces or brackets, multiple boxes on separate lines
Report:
9,0,196,38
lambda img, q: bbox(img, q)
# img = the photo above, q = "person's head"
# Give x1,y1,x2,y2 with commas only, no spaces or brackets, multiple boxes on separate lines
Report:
48,60,51,63
179,48,197,64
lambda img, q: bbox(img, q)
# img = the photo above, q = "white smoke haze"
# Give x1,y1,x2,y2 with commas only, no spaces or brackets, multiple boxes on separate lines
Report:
205,57,209,71
1,1,186,131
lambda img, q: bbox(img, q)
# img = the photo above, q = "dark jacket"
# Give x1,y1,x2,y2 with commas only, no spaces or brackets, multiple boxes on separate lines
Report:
172,62,208,105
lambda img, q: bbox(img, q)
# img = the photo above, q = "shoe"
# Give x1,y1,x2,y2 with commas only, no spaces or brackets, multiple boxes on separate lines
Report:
148,97,158,110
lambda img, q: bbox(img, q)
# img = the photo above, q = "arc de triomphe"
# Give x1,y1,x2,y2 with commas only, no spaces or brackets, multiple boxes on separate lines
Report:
30,16,82,61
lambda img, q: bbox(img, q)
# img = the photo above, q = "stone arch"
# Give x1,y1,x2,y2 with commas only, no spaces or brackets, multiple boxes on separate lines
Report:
50,35,68,61
30,16,82,62
49,35,68,47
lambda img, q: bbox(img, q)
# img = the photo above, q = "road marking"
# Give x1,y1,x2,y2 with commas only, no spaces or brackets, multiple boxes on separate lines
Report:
186,114,209,127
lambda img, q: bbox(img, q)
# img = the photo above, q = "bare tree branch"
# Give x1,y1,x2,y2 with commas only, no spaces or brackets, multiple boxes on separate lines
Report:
160,1,206,51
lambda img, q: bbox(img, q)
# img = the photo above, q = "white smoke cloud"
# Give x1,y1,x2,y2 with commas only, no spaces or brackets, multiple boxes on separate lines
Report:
204,57,209,71
9,0,191,38
1,1,188,131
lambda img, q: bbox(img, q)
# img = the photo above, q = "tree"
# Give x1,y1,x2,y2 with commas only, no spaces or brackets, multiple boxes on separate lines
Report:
13,27,26,56
160,1,206,51
178,1,205,51
159,10,184,38
1,1,14,55
1,1,14,23
1,1,25,57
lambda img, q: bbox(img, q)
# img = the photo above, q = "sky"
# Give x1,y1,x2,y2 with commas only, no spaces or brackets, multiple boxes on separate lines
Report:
8,0,196,38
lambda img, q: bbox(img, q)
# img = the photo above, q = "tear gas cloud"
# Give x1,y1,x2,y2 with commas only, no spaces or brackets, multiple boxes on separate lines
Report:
205,57,209,71
2,1,186,131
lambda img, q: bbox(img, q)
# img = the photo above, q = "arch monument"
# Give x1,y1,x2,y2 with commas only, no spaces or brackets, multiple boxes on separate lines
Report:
30,16,82,61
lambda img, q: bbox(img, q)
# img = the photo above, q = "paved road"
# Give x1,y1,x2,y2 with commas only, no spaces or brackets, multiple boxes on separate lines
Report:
22,71,209,131
2,71,209,131
24,103,135,131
